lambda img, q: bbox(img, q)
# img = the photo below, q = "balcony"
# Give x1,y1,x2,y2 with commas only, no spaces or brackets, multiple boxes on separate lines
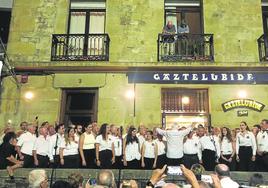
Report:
51,34,110,61
258,34,268,62
157,34,214,62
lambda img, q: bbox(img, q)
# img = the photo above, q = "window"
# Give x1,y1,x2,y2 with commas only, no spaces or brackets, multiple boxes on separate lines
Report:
68,0,106,34
262,0,268,34
0,10,11,45
66,0,106,57
161,88,209,128
60,89,98,127
164,0,203,34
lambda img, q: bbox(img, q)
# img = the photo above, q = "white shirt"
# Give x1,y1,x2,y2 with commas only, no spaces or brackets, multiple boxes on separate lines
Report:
143,140,156,158
125,142,141,161
156,127,191,159
236,131,257,155
95,135,113,151
48,133,64,160
111,135,122,156
60,139,79,156
257,131,268,153
221,137,233,155
199,135,221,158
17,131,37,156
33,135,50,156
183,137,202,160
220,177,239,188
82,132,96,150
154,139,166,156
138,135,146,150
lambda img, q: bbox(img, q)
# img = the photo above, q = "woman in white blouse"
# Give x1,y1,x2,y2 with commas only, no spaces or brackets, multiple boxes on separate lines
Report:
154,134,166,168
141,130,158,169
236,121,256,171
95,123,115,169
79,124,96,168
59,128,79,168
123,127,141,169
220,127,236,170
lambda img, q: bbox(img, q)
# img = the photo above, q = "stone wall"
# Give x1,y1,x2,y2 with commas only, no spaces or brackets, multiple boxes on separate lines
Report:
6,0,263,64
2,73,268,129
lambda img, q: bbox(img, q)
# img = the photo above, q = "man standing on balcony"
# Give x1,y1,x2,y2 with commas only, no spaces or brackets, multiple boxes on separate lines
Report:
162,21,176,56
177,19,190,58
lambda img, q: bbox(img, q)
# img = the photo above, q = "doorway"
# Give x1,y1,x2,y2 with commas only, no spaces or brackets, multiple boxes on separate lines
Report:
60,89,98,127
161,88,209,129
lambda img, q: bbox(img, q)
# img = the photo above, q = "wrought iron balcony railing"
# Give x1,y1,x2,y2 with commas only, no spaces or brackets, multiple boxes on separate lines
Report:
258,34,268,62
157,33,214,62
51,34,110,61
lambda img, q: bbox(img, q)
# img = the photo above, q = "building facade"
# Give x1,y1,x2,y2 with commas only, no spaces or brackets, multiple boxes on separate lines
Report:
0,0,268,129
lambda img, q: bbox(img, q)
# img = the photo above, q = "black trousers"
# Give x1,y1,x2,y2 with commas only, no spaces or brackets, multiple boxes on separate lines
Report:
36,155,49,168
255,153,268,172
22,153,34,168
99,150,112,169
238,146,254,171
126,159,140,169
63,154,79,168
156,154,166,169
167,157,183,166
202,149,216,171
112,155,123,169
83,149,96,168
144,157,155,169
219,154,236,171
183,154,199,169
49,155,60,168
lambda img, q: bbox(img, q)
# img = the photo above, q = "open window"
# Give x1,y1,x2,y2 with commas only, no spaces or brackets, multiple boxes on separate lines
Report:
164,0,203,34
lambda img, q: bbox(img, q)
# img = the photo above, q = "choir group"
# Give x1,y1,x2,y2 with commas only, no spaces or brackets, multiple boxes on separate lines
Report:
1,119,268,178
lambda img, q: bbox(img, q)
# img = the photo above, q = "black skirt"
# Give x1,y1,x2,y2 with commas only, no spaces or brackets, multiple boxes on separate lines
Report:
156,154,166,169
238,146,254,171
83,149,96,168
144,157,155,169
126,159,140,169
63,154,79,168
219,154,236,171
99,150,112,169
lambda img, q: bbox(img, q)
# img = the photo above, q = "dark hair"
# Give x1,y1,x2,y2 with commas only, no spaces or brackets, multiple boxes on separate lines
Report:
55,123,64,132
3,132,17,144
68,173,83,188
20,121,27,127
215,164,230,177
253,124,261,130
41,121,49,127
240,121,250,131
126,126,139,145
249,173,264,186
198,124,204,128
52,180,71,188
98,123,109,140
262,119,268,124
221,127,232,142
